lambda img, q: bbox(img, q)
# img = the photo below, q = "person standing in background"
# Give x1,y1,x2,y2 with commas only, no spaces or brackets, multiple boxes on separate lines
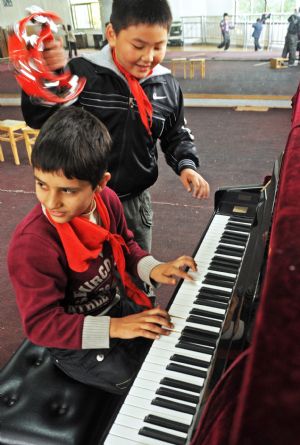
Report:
217,13,234,50
252,18,263,51
66,24,78,59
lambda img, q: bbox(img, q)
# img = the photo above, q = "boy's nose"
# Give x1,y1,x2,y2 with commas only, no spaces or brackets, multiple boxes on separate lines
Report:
142,48,154,62
45,192,61,210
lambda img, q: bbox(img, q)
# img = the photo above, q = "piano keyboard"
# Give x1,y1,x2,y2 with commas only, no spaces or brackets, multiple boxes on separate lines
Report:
104,214,252,445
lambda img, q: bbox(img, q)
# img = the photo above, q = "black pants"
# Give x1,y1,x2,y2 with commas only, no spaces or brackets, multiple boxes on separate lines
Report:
68,41,78,58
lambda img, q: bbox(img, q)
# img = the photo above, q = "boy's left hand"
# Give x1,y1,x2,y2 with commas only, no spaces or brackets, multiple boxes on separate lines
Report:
180,168,210,199
150,255,197,285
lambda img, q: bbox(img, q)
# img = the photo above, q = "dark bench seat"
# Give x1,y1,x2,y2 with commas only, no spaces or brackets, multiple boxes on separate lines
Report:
0,339,115,445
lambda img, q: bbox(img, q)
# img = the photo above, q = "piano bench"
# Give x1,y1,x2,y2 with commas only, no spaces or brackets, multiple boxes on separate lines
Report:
0,339,109,445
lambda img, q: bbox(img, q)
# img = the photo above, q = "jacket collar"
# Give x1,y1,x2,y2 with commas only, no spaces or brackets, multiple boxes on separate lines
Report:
81,44,171,82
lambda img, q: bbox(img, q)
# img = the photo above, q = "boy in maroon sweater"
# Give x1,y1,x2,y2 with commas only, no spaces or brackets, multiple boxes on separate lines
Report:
8,107,197,432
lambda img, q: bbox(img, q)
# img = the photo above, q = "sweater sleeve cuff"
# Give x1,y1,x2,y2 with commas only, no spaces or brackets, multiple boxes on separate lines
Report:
178,159,197,174
82,315,110,349
137,255,163,286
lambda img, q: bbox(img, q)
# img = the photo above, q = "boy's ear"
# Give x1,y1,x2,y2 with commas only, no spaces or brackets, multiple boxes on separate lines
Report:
106,23,117,47
97,172,111,191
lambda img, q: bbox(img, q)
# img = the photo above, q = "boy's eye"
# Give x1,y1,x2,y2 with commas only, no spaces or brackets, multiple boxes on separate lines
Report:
62,188,77,194
133,44,144,49
36,181,47,189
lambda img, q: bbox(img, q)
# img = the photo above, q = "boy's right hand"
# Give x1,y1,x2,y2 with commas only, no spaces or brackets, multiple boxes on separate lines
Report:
42,38,67,71
110,305,174,340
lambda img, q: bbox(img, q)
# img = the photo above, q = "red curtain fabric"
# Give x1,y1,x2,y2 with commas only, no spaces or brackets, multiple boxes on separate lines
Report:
191,86,300,445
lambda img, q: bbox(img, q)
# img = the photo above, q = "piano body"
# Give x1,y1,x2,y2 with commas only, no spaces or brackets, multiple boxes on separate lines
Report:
104,87,300,445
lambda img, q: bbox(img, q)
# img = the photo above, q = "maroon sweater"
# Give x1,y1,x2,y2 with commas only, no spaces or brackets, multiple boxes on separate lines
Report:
8,187,149,349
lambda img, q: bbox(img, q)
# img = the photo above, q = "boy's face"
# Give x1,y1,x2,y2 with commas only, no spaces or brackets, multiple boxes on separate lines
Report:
107,23,168,79
34,169,109,224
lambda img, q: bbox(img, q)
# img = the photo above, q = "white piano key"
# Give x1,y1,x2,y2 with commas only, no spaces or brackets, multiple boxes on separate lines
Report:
150,342,212,363
114,413,188,439
119,402,192,425
128,385,197,408
169,303,226,317
124,395,193,424
172,318,220,334
133,376,201,396
105,434,143,445
145,349,209,373
138,367,204,390
202,269,237,278
140,362,205,387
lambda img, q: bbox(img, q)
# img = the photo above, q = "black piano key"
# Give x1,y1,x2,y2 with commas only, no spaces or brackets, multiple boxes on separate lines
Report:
209,262,239,274
167,362,207,379
180,332,216,347
189,307,224,321
187,314,222,328
183,326,219,339
152,397,196,415
202,277,234,288
139,426,186,445
160,377,202,393
170,353,210,369
144,414,190,434
208,259,240,274
212,255,241,266
215,246,243,257
226,223,251,233
200,286,231,297
223,230,249,240
194,298,227,309
220,236,246,247
176,340,214,355
195,294,229,304
156,387,200,404
229,215,253,224
205,272,236,283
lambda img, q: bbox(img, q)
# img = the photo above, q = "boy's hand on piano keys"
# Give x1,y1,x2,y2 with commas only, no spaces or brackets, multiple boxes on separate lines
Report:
150,255,197,285
109,306,174,340
179,168,210,199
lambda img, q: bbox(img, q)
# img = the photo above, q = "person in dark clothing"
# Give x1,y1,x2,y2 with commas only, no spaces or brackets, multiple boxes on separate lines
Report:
21,0,210,255
8,106,198,441
217,13,234,50
252,18,263,51
282,13,300,66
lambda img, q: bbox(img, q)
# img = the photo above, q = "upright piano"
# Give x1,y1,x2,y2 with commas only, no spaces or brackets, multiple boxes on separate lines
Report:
104,87,300,445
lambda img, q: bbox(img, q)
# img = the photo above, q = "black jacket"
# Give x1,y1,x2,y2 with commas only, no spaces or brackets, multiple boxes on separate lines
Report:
21,46,200,200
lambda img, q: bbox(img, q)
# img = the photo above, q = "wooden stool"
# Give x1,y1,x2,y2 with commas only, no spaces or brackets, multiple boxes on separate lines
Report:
270,58,288,69
0,119,27,165
22,126,40,164
171,57,187,79
189,58,206,79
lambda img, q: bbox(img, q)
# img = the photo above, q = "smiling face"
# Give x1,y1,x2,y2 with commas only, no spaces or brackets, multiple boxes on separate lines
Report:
34,169,110,224
107,23,168,79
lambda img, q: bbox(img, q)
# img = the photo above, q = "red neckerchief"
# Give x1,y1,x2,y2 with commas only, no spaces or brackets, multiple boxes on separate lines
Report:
112,48,153,135
46,192,152,308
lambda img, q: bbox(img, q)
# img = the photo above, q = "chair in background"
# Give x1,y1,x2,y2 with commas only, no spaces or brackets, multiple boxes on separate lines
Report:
0,120,27,165
22,126,40,164
189,58,206,79
171,57,187,79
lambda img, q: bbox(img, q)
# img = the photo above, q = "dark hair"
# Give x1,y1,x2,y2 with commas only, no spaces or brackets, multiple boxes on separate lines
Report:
31,107,111,189
67,24,72,31
223,13,228,18
110,0,172,34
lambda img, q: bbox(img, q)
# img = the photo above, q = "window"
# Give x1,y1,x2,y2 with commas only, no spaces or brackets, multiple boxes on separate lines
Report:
69,0,101,29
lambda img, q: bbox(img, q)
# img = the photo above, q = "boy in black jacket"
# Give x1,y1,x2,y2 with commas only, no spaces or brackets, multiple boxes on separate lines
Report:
21,0,210,253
